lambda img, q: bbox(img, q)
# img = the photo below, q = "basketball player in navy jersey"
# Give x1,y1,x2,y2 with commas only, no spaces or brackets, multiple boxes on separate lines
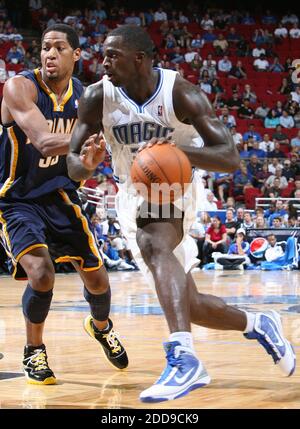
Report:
68,25,295,402
0,24,128,385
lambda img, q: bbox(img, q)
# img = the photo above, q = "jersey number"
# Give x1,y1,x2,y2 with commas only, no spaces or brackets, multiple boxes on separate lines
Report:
39,156,59,168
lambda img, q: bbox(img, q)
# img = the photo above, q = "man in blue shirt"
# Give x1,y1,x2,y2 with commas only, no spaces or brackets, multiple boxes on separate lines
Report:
248,141,266,158
243,124,262,143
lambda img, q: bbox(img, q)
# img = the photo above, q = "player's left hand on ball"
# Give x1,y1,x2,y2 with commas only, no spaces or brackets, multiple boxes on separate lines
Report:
79,133,106,171
138,137,175,152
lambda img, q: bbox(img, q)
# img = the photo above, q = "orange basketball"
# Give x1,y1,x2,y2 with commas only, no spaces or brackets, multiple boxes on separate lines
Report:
130,143,192,204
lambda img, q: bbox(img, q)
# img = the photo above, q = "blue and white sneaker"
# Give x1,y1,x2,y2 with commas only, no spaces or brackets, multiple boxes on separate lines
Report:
139,341,210,403
244,310,296,377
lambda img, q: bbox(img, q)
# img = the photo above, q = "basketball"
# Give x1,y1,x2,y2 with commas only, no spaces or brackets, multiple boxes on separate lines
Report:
130,143,192,204
249,237,268,259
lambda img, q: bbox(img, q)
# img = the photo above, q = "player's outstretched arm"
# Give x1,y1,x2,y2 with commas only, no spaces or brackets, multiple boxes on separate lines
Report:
3,76,71,156
67,82,105,181
173,76,240,173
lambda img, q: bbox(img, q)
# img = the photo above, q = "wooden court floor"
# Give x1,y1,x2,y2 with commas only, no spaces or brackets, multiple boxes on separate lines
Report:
0,269,299,409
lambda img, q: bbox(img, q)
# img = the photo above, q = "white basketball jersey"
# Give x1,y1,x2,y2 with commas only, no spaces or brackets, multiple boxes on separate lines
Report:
102,68,204,184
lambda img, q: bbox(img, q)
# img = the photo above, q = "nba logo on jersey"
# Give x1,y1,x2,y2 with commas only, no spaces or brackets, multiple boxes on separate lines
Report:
158,105,163,116
75,99,79,108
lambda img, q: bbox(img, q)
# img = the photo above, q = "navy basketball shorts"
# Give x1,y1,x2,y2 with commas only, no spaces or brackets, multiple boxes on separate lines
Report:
0,189,103,280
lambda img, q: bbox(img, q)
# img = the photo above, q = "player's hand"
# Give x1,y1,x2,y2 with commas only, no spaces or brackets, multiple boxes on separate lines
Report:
79,134,106,171
138,137,175,152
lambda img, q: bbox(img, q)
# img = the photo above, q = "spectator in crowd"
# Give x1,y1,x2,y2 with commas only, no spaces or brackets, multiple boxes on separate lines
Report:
265,166,288,189
255,215,267,228
189,215,206,268
170,46,185,63
201,53,217,78
243,124,262,142
191,33,205,49
88,57,105,82
236,142,250,159
124,11,142,26
227,91,242,110
202,28,217,42
225,208,240,241
282,159,295,182
264,177,282,198
242,12,255,25
218,54,232,73
289,23,300,38
227,27,241,44
236,207,245,226
291,86,300,105
281,12,299,25
231,126,243,145
252,45,266,58
233,164,253,197
268,141,286,159
236,36,251,56
268,157,283,174
29,0,42,11
101,216,137,269
199,75,212,94
252,29,266,46
278,77,293,95
199,211,212,232
291,130,300,149
257,163,271,191
272,125,289,146
200,13,214,30
288,215,299,228
224,196,236,210
6,44,24,63
203,191,218,211
269,56,285,73
154,7,168,21
47,12,61,27
274,23,288,39
219,106,236,127
242,211,255,229
178,11,189,24
184,46,198,63
238,98,254,119
242,84,257,104
290,155,300,177
213,33,228,56
262,10,277,25
227,227,250,260
248,141,266,158
268,199,288,226
271,217,285,228
190,53,202,72
254,53,269,71
203,216,227,264
247,154,262,186
228,59,247,79
264,109,281,128
214,172,233,203
280,110,295,129
259,133,275,153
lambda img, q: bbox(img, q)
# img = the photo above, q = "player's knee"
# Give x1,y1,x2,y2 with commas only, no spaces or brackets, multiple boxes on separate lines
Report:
26,263,55,292
136,231,166,267
84,269,110,294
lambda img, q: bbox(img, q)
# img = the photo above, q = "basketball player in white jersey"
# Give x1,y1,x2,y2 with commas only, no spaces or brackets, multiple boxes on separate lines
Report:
67,25,296,403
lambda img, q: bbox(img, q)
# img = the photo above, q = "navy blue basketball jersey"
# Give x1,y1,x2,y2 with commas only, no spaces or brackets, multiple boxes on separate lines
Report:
0,68,83,200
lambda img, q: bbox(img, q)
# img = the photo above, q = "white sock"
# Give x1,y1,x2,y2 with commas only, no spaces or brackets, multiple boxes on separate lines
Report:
169,332,194,350
243,311,256,333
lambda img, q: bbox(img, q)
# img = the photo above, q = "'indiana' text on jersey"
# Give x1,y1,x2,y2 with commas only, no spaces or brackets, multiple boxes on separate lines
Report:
0,69,83,200
112,122,175,145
